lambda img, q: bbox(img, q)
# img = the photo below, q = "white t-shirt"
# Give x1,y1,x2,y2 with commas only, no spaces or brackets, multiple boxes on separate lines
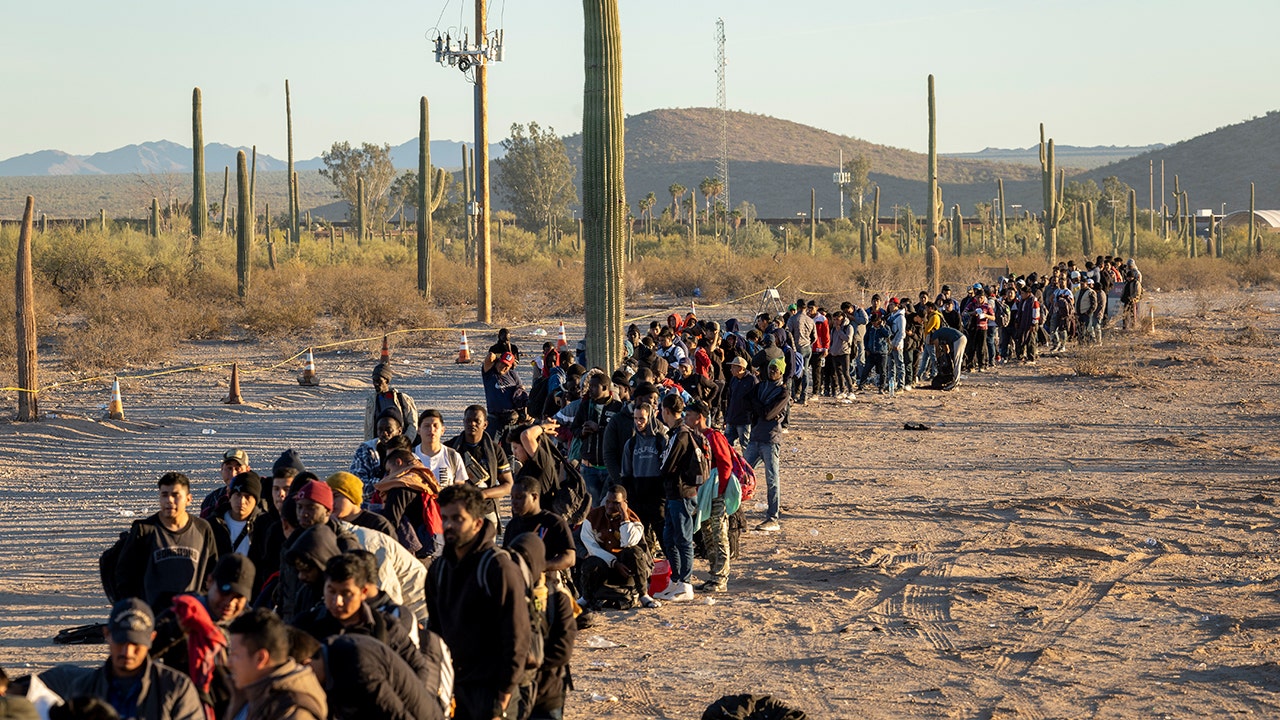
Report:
223,514,250,555
415,445,469,487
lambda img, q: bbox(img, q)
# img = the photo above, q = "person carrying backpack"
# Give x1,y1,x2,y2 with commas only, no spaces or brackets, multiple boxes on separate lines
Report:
655,394,710,603
507,532,577,720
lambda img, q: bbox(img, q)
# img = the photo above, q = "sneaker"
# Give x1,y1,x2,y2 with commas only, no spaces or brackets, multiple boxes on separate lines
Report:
700,580,727,593
666,582,695,602
640,594,662,609
755,519,781,532
652,583,680,601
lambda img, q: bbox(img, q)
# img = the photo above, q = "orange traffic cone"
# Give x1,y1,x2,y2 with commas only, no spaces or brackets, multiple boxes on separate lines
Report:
223,363,244,405
107,377,125,420
380,335,390,364
556,322,568,349
456,331,472,364
298,348,320,386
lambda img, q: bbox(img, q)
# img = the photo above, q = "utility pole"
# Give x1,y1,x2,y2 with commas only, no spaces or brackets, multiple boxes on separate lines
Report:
430,4,505,323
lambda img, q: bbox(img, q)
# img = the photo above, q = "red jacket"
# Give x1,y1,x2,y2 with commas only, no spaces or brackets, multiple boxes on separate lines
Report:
813,316,830,352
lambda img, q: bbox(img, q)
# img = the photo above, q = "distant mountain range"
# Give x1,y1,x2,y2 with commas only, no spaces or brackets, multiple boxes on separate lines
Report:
0,140,505,177
942,144,1166,170
3,107,1278,219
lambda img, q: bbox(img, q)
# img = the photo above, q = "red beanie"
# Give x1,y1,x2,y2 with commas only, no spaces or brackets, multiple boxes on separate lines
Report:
296,480,333,511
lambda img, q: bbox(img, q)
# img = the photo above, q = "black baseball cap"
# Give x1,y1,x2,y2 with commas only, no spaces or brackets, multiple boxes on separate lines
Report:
108,598,155,647
211,554,255,598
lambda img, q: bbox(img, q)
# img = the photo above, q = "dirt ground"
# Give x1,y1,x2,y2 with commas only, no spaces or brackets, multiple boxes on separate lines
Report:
3,288,1280,719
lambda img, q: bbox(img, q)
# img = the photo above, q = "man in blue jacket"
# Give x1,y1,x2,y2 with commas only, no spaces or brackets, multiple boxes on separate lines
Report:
722,357,757,451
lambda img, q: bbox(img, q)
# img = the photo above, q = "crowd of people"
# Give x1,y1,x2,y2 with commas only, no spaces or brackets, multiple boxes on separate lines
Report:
0,254,1145,720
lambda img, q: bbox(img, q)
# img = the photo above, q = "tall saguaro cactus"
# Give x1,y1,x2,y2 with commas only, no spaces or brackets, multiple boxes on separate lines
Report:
192,88,207,239
1251,182,1259,256
16,196,38,421
418,96,433,297
582,0,627,372
220,167,229,235
356,176,366,244
235,151,251,298
924,74,940,296
286,79,299,245
1039,124,1064,266
951,204,964,256
870,185,881,263
151,198,160,238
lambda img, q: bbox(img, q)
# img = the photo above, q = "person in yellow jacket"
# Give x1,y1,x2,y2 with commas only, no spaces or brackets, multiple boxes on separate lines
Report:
917,301,942,383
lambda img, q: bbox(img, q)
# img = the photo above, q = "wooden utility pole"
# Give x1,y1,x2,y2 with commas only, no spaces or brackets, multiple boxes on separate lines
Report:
16,196,38,421
475,0,492,323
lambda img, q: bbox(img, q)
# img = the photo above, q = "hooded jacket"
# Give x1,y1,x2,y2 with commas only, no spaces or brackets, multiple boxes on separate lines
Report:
660,424,710,500
426,519,531,699
723,372,758,426
322,634,445,720
749,376,790,444
294,601,431,686
224,659,327,720
281,524,342,621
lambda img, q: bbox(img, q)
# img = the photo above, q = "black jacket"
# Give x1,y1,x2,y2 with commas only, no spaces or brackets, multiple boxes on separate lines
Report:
723,373,758,426
209,505,267,562
749,378,790,445
322,633,446,720
601,402,637,485
571,396,623,468
660,424,710,500
534,586,577,714
294,602,431,686
426,520,531,697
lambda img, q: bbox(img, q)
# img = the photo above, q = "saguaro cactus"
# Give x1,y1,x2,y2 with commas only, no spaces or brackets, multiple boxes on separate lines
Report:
809,188,816,254
951,204,963,256
582,0,627,372
356,175,366,244
858,220,868,264
99,209,106,234
16,196,38,421
418,96,432,297
220,167,229,235
192,88,207,239
925,75,940,296
461,146,473,263
286,79,299,245
870,186,881,264
1128,188,1138,258
151,198,160,238
1039,124,1064,267
1079,204,1091,256
236,151,251,298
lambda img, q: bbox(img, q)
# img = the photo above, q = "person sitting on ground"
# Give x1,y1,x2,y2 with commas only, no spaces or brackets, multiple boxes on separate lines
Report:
349,408,407,500
201,449,251,520
42,598,204,720
446,405,515,531
326,472,396,537
580,484,660,610
364,363,419,446
115,472,219,612
225,608,327,720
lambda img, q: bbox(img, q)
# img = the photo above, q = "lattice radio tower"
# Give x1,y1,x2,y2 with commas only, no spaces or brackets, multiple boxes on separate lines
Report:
716,18,729,216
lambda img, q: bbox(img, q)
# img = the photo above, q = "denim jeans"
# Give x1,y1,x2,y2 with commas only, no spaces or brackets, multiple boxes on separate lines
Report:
724,423,751,450
917,344,937,380
887,347,905,392
581,465,610,508
745,440,780,521
791,348,812,401
662,498,697,584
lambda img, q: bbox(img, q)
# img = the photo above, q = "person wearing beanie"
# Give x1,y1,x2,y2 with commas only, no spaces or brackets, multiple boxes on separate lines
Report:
327,472,396,537
200,448,252,521
364,362,419,446
270,450,307,514
210,472,266,561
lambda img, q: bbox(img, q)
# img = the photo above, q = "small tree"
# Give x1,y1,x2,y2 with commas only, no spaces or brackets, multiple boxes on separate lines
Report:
319,142,395,226
494,121,578,234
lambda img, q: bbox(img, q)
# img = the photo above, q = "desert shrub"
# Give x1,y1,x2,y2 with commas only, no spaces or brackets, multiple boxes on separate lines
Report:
59,285,221,371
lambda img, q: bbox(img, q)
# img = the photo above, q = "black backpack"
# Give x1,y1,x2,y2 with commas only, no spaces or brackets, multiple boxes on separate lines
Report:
476,547,547,688
544,443,590,528
99,520,145,603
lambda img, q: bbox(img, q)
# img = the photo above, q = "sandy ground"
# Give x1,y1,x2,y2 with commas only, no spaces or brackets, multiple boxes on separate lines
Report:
3,289,1280,719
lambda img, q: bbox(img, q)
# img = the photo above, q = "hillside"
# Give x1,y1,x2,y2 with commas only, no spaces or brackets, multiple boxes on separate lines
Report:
944,143,1164,170
562,108,1043,218
1082,111,1280,213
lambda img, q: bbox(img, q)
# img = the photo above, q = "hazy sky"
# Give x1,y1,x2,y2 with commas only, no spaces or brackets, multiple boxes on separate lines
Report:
4,0,1277,161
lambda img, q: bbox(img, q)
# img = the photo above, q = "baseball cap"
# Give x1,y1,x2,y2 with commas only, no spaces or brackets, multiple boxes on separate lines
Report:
228,471,262,500
108,598,155,647
211,554,255,598
728,356,748,369
222,449,249,467
296,479,334,511
973,283,983,290
499,351,516,364
941,284,951,292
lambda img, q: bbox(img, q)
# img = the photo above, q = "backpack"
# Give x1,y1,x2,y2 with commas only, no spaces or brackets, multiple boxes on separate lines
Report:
476,547,547,687
996,301,1012,328
99,519,145,602
544,443,590,528
727,444,757,501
